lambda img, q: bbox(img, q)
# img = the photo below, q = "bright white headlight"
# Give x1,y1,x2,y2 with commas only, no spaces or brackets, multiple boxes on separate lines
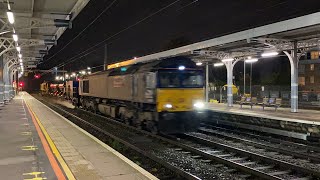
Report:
164,104,173,108
194,102,205,109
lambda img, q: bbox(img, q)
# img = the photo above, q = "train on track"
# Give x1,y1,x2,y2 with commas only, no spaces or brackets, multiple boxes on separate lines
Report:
41,56,206,133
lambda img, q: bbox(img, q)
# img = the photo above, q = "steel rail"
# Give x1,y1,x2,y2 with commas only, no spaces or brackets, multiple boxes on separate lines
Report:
182,133,320,179
198,127,320,163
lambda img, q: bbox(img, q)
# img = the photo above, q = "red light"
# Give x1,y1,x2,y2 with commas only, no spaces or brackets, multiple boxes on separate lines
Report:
34,74,40,79
19,82,24,87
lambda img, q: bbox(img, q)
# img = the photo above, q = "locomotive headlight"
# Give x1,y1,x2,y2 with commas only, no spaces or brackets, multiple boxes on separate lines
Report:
164,104,173,109
193,101,205,109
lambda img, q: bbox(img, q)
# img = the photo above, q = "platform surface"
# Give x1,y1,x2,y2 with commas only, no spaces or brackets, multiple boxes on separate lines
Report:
2,92,158,180
206,103,320,125
0,94,57,180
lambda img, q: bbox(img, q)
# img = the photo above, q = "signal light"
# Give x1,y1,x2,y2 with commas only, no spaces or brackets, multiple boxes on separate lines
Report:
19,82,24,87
34,74,40,79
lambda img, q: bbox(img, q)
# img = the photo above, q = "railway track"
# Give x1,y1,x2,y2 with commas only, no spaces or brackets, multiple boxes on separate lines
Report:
175,133,320,179
36,95,320,179
199,123,320,164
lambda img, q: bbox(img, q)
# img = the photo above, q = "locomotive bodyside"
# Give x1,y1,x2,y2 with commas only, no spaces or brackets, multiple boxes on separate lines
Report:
79,56,204,133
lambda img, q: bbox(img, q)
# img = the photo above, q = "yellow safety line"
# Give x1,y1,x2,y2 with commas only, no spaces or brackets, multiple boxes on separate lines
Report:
24,98,76,180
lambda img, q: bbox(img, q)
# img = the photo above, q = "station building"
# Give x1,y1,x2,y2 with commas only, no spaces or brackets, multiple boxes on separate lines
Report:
299,51,320,101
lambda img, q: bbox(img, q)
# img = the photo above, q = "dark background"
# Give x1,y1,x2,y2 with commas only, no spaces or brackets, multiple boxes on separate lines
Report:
25,0,320,90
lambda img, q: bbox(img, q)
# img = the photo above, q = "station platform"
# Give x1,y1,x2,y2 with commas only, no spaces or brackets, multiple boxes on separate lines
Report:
206,103,320,124
205,103,320,140
1,92,158,180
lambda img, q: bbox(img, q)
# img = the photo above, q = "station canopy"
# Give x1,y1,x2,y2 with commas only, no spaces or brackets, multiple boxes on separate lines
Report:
0,0,89,69
108,12,320,69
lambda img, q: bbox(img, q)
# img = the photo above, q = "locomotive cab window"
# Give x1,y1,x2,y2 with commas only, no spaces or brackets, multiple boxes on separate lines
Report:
158,70,203,88
159,72,180,88
83,80,89,93
181,72,203,87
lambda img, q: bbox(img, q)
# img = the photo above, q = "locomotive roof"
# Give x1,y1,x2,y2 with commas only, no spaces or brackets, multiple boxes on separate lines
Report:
83,56,200,77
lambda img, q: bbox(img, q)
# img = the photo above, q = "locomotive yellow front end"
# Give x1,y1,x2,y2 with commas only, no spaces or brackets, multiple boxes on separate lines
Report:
157,88,204,112
156,66,205,133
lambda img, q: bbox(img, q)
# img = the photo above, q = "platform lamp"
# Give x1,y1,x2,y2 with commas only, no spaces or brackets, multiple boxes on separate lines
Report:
6,11,14,24
245,57,258,97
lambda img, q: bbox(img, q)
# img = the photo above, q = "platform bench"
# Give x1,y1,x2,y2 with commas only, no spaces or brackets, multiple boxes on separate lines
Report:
258,98,282,111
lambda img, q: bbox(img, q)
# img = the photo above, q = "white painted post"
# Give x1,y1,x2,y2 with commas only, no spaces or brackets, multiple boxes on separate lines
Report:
0,55,4,105
205,62,209,102
226,61,234,107
283,41,299,113
243,61,246,95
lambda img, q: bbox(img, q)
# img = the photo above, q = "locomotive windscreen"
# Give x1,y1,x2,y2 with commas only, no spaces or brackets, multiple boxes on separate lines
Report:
158,70,203,88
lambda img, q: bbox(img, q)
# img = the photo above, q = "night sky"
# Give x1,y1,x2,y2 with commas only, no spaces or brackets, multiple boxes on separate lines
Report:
34,0,320,86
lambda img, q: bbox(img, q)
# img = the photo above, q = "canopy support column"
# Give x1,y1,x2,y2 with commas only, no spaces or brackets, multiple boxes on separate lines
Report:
205,62,209,102
225,61,234,107
3,62,10,102
284,41,299,113
0,55,4,106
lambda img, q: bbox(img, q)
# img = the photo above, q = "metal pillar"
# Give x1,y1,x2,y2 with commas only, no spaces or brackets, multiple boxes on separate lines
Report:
9,70,13,98
0,55,4,106
225,61,234,107
250,63,252,96
3,62,10,102
243,61,246,95
283,41,299,113
205,62,209,102
9,69,15,99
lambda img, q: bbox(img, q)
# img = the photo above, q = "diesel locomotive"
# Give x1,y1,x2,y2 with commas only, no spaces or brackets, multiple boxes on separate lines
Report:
78,56,205,133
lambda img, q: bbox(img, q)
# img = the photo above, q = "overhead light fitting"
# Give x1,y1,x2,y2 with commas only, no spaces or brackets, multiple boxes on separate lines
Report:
178,65,185,70
221,58,234,62
18,54,22,58
261,51,279,57
12,34,18,42
196,62,203,66
245,58,259,63
6,11,14,24
19,59,22,63
16,46,21,52
214,63,224,67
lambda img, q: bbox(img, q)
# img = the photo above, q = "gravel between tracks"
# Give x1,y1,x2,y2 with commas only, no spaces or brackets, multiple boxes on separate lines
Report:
189,131,320,171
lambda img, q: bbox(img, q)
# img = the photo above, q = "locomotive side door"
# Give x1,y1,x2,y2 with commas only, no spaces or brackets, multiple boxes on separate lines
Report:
145,72,156,103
